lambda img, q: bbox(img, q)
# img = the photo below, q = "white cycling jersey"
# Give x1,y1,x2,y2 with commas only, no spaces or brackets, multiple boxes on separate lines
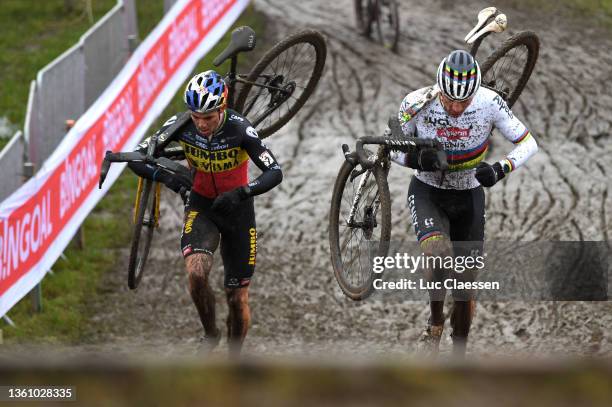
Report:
393,85,538,190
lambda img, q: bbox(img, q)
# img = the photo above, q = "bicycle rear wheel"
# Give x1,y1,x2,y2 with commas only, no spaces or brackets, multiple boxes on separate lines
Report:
234,30,327,139
373,0,399,52
329,160,391,300
480,31,540,108
127,178,159,289
354,0,371,35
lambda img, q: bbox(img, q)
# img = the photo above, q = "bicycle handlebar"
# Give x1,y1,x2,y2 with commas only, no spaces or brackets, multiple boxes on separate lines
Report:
104,151,148,163
99,149,189,189
353,136,443,169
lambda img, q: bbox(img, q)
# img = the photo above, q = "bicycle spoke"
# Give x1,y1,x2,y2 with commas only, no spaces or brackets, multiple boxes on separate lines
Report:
237,33,325,137
336,165,384,290
485,44,529,100
342,228,361,275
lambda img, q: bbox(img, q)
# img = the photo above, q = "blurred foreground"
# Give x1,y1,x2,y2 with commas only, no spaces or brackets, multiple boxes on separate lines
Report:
0,353,611,406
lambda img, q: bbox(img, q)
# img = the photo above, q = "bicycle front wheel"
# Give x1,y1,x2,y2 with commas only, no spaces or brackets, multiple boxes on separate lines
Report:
127,178,159,289
480,31,540,108
373,0,399,52
329,160,391,301
234,30,327,139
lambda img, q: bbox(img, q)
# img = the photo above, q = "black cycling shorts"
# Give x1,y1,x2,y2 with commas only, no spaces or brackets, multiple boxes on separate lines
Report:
407,176,485,257
180,191,256,288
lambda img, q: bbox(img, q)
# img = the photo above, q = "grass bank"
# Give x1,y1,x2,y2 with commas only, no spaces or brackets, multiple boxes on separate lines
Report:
0,0,121,150
498,0,612,29
1,2,267,343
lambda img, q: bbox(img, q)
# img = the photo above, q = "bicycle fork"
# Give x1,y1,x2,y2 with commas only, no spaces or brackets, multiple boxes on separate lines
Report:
347,169,372,226
133,178,161,227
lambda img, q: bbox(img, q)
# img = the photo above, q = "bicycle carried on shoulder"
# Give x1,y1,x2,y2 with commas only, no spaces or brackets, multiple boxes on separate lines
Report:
99,25,327,289
329,116,446,300
220,25,327,138
330,7,540,300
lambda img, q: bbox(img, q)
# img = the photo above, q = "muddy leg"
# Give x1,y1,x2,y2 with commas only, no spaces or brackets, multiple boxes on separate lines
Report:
418,236,453,355
450,299,476,357
185,253,220,338
423,237,453,325
225,287,250,357
450,257,479,357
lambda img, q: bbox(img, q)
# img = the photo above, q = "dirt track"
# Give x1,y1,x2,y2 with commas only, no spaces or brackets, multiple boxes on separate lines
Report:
82,0,612,359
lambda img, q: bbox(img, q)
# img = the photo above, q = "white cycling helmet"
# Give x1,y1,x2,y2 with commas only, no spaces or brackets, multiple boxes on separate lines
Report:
184,70,228,113
436,50,481,101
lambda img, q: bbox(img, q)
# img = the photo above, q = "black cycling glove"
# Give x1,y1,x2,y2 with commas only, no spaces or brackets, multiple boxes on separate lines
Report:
211,186,250,216
154,168,192,193
406,147,448,171
475,161,505,187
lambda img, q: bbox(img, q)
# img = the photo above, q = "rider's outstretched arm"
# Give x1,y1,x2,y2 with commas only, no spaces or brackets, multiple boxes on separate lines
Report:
127,114,188,191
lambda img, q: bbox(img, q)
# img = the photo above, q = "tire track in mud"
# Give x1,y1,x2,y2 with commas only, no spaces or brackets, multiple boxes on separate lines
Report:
82,0,612,358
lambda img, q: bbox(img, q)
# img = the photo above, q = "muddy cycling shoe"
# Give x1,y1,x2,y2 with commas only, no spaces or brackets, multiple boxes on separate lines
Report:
417,324,444,357
197,333,221,355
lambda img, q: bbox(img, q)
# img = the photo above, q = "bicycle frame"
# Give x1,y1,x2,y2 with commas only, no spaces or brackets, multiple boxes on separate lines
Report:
343,138,424,224
225,55,239,109
223,54,294,117
133,177,161,227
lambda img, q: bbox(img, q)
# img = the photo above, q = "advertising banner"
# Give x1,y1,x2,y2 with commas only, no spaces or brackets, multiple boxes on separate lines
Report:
0,0,249,316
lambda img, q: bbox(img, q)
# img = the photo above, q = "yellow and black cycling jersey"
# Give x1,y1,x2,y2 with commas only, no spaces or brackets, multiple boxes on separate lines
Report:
135,109,282,198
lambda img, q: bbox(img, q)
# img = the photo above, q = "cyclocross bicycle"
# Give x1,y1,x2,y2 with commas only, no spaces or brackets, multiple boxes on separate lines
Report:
99,140,187,289
329,7,539,300
99,25,327,289
354,0,400,52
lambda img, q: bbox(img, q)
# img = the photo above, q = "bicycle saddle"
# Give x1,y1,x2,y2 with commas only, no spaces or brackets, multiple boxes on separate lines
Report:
464,7,507,44
212,26,256,66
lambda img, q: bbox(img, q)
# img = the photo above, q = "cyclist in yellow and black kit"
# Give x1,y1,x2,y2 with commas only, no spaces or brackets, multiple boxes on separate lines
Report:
128,70,282,355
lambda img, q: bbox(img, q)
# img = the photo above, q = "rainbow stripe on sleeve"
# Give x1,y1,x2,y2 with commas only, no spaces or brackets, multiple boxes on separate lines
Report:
513,129,531,144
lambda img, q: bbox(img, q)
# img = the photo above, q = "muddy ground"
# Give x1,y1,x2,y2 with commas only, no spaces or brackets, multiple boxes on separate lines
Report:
71,0,612,360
